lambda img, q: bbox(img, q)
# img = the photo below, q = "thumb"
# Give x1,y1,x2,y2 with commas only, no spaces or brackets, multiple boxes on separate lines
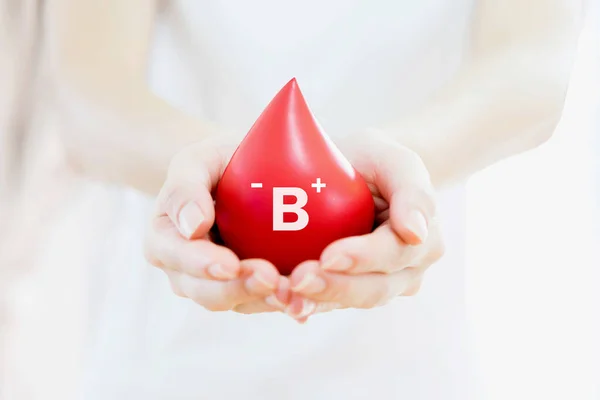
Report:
371,144,436,246
389,190,434,246
157,141,229,240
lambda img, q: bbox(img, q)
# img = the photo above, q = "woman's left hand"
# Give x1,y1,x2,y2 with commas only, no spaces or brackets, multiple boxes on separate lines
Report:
286,131,445,322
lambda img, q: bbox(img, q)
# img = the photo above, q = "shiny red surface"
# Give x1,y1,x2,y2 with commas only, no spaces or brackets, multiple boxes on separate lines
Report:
215,78,375,275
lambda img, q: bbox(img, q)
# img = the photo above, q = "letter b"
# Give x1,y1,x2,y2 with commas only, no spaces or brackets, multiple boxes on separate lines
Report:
272,187,309,231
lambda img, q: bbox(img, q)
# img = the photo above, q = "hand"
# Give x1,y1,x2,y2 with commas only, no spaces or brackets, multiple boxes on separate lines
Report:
144,136,289,314
286,131,445,322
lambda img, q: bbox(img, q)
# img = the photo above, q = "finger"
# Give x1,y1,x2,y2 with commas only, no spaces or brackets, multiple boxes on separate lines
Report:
176,259,279,312
144,215,241,280
176,275,249,312
286,297,344,321
319,224,415,274
266,275,292,310
402,276,423,296
232,299,278,314
240,259,282,297
319,222,444,275
232,276,291,314
156,142,228,240
164,269,186,297
288,261,420,310
360,142,437,245
389,187,436,246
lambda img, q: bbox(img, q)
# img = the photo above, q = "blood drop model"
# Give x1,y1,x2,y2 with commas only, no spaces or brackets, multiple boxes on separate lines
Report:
215,78,375,275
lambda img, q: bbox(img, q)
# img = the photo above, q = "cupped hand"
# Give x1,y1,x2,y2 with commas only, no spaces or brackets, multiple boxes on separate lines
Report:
144,137,289,314
286,131,445,322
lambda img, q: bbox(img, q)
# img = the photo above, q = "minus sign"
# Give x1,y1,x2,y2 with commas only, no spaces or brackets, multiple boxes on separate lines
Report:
250,183,263,188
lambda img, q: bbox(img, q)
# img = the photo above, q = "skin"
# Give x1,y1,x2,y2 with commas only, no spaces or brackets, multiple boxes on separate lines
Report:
45,0,584,321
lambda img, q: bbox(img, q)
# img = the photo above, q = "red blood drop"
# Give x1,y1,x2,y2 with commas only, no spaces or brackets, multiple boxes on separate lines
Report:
215,78,375,275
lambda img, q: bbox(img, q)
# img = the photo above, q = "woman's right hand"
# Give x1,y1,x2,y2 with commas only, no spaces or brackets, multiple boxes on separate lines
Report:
144,137,289,314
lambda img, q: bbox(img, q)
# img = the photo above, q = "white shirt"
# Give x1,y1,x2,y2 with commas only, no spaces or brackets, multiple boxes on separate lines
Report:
75,1,477,399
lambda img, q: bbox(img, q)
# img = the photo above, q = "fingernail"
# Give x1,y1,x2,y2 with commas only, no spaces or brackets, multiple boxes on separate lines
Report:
292,299,317,319
321,256,353,271
291,272,326,294
178,202,204,239
265,294,286,310
208,263,237,280
405,209,428,243
246,272,277,292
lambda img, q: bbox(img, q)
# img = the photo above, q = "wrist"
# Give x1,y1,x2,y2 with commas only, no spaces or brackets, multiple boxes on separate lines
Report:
55,78,218,194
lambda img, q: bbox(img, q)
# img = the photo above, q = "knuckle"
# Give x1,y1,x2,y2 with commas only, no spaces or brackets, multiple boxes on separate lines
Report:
403,280,422,297
213,282,247,311
182,279,205,301
363,291,390,309
187,284,235,311
394,246,416,270
402,149,430,183
143,223,176,269
163,271,186,297
142,237,162,268
324,279,351,303
156,183,181,217
169,281,187,298
397,145,422,163
426,234,446,264
222,280,246,300
186,138,230,178
212,139,238,165
168,142,205,172
410,187,437,218
154,236,183,271
431,241,446,262
381,278,397,300
152,214,175,232
393,186,437,223
160,148,217,216
385,144,427,174
170,243,188,270
144,248,163,269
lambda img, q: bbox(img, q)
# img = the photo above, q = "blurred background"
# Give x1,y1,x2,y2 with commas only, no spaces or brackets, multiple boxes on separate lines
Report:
1,2,599,400
467,6,600,399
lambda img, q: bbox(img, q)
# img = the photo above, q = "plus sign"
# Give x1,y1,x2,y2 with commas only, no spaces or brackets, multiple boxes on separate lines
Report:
311,178,327,193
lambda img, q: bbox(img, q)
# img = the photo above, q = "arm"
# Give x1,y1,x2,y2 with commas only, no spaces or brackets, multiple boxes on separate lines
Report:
46,0,217,194
386,0,585,188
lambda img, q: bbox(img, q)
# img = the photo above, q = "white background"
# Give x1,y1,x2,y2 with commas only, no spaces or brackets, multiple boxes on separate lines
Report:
467,5,600,399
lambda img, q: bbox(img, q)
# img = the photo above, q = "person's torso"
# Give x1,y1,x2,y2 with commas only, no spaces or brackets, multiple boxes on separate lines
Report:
149,0,474,137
